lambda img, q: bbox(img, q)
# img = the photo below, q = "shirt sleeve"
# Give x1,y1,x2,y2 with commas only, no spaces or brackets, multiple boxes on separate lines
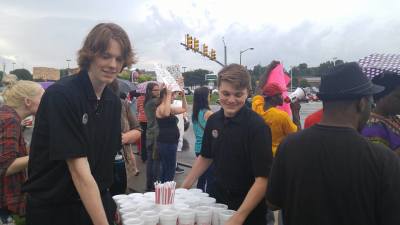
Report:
378,145,400,224
125,100,141,131
0,117,20,177
249,121,273,178
266,141,286,208
46,89,88,160
200,118,213,159
251,95,266,118
283,113,298,135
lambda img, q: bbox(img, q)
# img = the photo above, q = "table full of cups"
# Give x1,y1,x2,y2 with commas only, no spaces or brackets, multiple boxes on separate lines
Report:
112,181,236,225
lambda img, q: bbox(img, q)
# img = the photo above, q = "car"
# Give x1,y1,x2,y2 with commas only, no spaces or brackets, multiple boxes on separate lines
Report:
183,87,193,95
211,89,219,94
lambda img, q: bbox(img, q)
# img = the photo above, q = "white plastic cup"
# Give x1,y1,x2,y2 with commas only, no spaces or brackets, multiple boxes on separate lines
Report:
156,204,173,211
211,204,228,225
219,209,236,225
119,206,137,215
159,209,178,225
188,188,203,194
140,210,159,225
122,211,140,223
124,218,144,225
135,204,154,215
178,208,195,225
199,197,216,206
174,203,189,210
116,198,132,209
175,188,189,195
184,196,200,208
128,193,144,199
194,192,209,197
113,194,129,202
120,202,137,210
195,206,212,225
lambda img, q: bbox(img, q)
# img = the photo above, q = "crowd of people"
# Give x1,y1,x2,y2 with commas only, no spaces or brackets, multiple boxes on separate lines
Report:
0,21,400,225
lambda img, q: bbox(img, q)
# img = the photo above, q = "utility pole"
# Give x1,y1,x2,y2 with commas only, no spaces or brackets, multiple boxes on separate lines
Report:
222,37,227,66
182,66,187,73
12,62,16,71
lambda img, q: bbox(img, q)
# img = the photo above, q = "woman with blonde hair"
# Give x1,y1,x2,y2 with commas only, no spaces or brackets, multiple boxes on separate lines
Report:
0,80,44,224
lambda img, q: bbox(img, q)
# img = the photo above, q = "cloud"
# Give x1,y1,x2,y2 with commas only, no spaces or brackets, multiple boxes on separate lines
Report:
1,0,400,75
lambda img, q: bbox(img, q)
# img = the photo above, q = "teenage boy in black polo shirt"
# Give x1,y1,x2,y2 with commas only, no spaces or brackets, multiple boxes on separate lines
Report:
267,62,400,225
182,64,273,225
22,23,135,225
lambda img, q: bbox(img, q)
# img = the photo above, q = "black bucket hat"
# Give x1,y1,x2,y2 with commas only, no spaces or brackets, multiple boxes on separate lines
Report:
317,62,384,101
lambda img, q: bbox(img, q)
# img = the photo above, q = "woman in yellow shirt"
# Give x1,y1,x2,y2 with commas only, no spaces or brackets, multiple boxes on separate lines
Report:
252,82,300,156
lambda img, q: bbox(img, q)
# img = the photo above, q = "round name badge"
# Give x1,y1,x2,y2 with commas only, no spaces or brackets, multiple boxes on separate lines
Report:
82,113,88,125
212,129,219,138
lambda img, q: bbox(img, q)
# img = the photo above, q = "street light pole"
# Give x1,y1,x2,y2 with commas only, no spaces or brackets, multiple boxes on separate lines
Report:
222,37,227,66
12,62,16,71
290,66,293,91
239,48,254,66
332,57,337,67
182,66,187,73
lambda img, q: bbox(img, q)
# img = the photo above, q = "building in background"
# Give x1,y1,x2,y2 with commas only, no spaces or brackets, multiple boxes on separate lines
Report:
33,67,60,81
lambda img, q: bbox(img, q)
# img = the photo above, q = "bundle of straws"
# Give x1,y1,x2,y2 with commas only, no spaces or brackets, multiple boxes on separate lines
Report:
154,181,176,205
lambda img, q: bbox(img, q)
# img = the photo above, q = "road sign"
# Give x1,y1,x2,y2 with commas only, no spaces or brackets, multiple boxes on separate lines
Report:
205,74,217,81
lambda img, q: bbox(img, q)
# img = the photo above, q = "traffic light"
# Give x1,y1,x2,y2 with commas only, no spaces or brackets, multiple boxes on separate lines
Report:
202,44,208,56
193,38,199,51
186,34,193,49
210,49,216,60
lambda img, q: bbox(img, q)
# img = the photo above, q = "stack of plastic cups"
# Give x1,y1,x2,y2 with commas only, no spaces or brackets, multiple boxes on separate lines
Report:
219,209,236,225
188,188,203,194
178,208,195,225
123,218,144,225
184,196,200,209
135,204,154,216
140,210,159,225
159,209,178,225
211,203,228,225
199,197,216,206
121,212,140,224
195,206,212,225
174,203,190,211
119,205,137,215
128,193,144,199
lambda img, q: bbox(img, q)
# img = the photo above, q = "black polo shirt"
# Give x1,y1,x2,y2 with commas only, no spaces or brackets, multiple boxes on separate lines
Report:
200,106,273,191
22,70,121,204
267,125,400,225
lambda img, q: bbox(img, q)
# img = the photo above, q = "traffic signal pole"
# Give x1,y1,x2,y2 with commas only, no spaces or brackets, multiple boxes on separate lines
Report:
181,34,225,67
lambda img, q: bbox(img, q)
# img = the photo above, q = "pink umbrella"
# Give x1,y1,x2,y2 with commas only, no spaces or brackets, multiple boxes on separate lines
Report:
136,81,158,94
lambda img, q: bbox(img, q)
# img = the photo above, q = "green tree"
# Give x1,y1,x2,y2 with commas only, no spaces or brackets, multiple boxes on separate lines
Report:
137,74,155,83
0,71,4,85
10,69,32,80
118,70,131,80
249,64,267,89
299,79,311,87
60,69,69,78
183,69,211,87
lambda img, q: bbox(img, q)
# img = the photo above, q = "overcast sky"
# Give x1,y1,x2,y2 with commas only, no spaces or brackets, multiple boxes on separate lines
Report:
1,0,399,74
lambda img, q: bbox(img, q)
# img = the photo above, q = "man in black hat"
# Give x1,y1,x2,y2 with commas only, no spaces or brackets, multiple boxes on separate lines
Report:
266,62,400,225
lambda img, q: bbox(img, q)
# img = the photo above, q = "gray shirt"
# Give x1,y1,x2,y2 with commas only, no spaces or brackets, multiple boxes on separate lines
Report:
144,98,158,148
